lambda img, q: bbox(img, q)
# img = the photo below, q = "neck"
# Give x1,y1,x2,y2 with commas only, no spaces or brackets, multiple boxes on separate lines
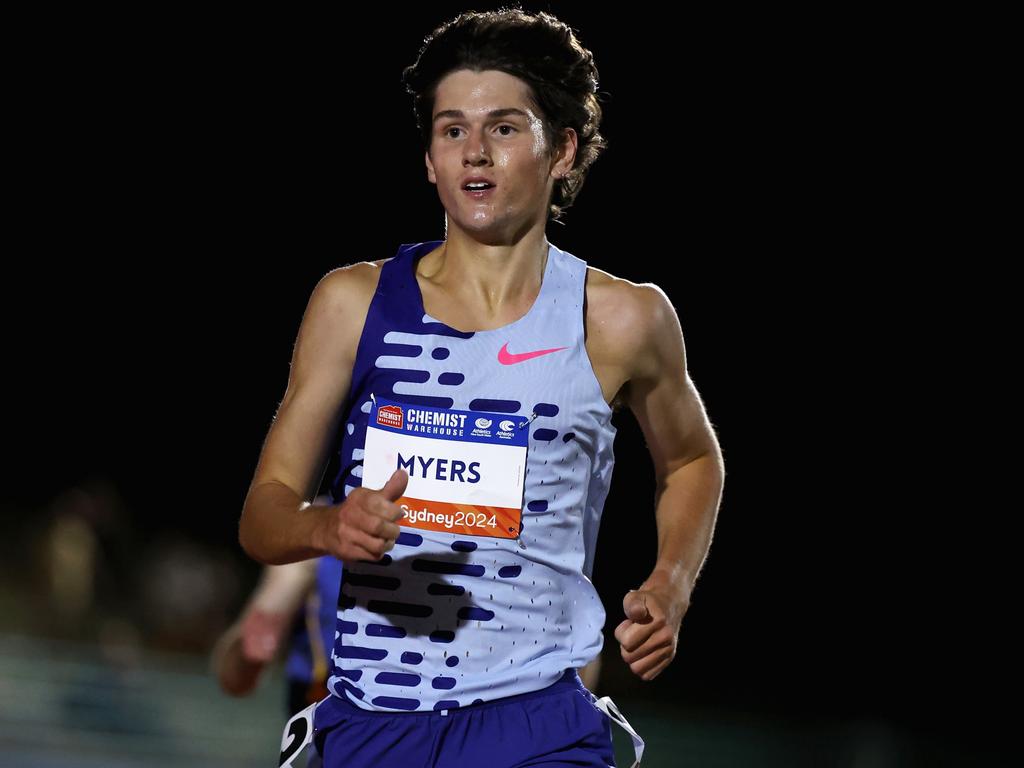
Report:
421,228,550,311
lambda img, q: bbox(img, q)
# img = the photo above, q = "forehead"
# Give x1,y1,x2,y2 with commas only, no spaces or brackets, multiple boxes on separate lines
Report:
431,69,536,119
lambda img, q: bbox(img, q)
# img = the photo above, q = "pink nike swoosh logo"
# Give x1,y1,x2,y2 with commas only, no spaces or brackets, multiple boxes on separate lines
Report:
497,342,568,365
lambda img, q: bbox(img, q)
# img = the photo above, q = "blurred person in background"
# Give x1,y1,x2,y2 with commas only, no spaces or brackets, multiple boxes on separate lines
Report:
212,495,345,718
212,548,339,768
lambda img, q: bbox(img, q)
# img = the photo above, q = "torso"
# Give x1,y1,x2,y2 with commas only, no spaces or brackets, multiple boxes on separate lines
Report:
335,247,638,413
324,239,619,711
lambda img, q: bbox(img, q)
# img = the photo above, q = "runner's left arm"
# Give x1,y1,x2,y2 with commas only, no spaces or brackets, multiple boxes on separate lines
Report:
614,284,725,681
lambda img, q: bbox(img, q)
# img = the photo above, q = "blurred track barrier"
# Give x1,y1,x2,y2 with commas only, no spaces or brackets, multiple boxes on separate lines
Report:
0,632,281,767
1,632,1015,767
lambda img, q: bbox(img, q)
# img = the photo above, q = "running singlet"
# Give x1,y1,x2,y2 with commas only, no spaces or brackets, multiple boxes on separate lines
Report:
324,239,616,712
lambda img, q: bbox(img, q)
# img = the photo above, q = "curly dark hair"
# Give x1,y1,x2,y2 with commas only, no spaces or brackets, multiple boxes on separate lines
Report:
401,7,608,223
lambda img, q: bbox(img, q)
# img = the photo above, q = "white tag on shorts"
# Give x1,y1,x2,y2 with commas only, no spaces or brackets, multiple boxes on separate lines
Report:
592,695,645,767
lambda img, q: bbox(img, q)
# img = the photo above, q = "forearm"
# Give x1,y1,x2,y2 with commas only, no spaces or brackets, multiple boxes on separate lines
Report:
647,448,725,599
239,481,329,565
250,560,318,614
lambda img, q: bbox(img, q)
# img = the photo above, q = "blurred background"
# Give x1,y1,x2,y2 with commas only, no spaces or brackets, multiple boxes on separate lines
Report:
2,2,1010,767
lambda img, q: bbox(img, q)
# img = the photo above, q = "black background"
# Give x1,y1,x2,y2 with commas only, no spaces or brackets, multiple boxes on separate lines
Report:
4,2,1003,759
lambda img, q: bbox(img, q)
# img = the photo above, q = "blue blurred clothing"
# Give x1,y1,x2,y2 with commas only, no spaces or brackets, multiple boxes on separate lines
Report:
285,556,343,692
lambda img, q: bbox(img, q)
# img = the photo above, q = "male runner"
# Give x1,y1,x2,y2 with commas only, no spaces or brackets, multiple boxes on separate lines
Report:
240,9,724,767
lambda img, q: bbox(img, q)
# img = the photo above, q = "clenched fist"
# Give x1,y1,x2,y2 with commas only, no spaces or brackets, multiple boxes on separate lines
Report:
614,574,691,682
313,469,409,563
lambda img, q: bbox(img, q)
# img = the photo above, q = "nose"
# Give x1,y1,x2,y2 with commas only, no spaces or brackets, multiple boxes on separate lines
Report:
463,131,492,166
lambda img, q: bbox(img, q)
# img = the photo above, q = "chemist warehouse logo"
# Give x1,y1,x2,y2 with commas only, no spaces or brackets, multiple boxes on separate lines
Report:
376,403,515,441
377,405,403,429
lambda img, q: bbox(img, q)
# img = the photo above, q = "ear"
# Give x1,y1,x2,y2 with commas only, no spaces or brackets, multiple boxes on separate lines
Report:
425,149,437,185
550,127,578,180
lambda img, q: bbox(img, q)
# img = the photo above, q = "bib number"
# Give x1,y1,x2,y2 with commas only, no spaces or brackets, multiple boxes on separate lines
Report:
363,397,528,539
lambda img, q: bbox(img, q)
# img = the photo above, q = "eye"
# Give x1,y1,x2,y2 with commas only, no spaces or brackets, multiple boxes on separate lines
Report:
444,126,463,139
496,124,517,136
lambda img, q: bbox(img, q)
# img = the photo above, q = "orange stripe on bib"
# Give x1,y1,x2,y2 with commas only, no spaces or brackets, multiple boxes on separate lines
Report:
397,495,521,539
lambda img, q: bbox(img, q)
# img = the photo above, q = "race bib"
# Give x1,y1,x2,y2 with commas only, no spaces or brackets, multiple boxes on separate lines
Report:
363,396,528,539
278,701,315,767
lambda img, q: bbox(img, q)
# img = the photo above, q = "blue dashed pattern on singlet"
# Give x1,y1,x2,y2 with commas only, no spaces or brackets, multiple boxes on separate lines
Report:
324,239,616,712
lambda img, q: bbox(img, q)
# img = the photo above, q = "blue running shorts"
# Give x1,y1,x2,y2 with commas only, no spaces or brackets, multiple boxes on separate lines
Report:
311,668,616,768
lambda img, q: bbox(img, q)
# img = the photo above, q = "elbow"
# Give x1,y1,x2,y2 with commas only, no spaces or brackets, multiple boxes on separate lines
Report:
238,516,293,566
237,515,255,561
238,512,270,565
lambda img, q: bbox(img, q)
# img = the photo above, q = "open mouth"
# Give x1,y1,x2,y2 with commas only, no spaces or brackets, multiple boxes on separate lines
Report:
462,183,496,198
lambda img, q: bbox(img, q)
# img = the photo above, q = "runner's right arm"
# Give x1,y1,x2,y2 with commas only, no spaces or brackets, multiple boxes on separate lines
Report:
238,264,406,566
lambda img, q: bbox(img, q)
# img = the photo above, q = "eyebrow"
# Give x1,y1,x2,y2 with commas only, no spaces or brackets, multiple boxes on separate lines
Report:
432,108,530,124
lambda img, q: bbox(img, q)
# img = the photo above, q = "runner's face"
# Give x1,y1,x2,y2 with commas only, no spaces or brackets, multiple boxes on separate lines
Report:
426,69,556,240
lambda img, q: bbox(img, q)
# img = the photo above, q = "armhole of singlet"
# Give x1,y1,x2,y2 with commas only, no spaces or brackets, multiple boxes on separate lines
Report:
343,255,395,412
578,261,615,423
330,255,394,502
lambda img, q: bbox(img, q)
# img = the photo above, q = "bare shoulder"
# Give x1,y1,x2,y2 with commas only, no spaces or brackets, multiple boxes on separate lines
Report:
316,257,390,303
585,266,673,321
306,257,389,325
293,257,392,371
585,265,680,374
